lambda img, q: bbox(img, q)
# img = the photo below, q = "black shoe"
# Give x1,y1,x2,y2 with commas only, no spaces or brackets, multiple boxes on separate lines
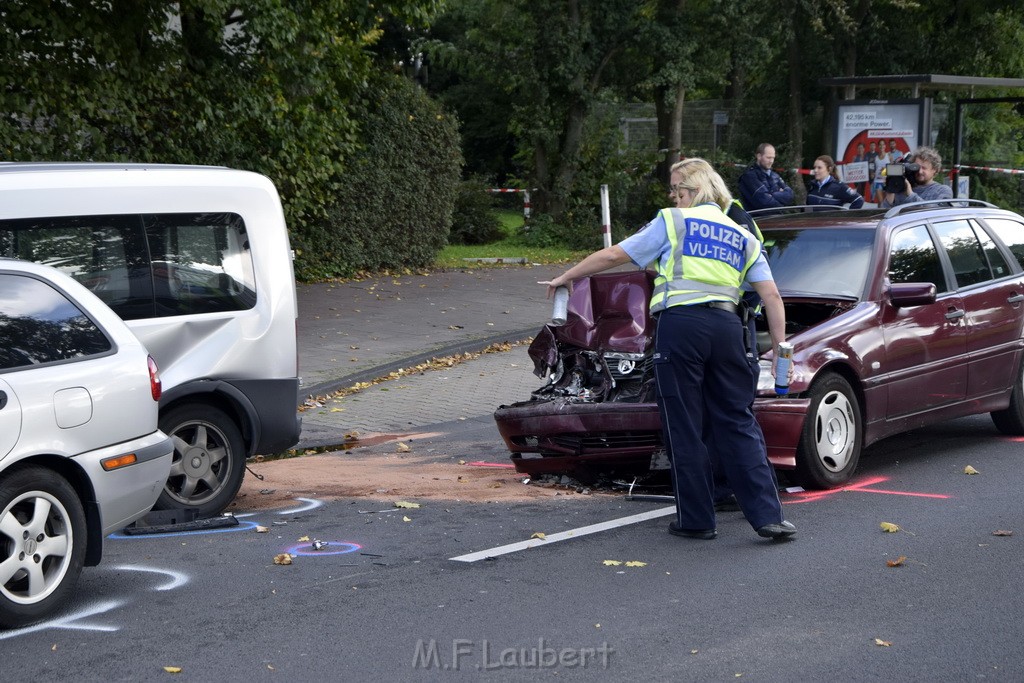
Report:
714,495,741,512
756,520,797,540
669,522,717,540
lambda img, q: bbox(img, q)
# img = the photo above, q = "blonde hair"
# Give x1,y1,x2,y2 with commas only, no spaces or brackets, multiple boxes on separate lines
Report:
669,158,732,210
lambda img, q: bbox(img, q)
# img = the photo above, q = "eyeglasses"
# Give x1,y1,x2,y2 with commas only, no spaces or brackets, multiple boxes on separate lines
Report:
669,184,689,195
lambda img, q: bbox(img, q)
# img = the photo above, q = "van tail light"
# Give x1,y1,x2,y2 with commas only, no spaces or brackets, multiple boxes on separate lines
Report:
148,355,162,401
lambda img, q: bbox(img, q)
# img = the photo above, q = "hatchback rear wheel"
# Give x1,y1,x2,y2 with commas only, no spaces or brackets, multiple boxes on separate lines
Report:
0,467,86,628
794,373,862,489
155,404,246,517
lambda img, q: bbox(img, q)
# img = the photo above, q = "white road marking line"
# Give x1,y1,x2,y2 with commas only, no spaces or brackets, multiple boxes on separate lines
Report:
449,505,675,562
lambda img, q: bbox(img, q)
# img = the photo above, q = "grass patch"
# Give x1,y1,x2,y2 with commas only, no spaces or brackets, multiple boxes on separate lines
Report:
434,209,589,268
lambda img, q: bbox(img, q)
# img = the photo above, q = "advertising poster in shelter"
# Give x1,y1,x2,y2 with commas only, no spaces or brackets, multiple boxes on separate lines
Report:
833,100,924,195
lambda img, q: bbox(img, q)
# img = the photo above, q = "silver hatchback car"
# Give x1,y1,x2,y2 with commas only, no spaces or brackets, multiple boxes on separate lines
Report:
0,259,172,627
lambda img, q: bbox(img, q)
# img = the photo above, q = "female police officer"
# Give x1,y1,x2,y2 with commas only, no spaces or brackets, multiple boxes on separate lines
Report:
540,159,795,541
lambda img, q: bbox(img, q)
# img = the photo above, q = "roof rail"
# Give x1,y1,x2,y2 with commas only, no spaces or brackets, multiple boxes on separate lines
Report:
748,204,856,218
883,198,997,218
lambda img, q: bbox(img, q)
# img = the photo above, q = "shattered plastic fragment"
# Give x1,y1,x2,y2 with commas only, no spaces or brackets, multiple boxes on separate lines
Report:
255,526,269,533
311,540,328,551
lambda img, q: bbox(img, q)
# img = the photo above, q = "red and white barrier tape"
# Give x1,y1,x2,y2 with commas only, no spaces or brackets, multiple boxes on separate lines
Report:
953,164,1024,175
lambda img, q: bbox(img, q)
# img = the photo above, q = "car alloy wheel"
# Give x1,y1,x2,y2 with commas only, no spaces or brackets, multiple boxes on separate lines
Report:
156,404,246,517
0,467,86,628
796,373,863,488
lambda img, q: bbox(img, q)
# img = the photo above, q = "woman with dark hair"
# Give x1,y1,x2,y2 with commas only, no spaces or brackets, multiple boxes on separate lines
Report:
807,155,865,209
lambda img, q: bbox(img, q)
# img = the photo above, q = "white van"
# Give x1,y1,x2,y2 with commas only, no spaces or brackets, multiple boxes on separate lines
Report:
0,163,301,516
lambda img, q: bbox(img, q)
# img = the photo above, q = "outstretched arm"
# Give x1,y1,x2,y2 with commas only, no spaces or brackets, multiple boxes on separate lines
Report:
539,245,631,298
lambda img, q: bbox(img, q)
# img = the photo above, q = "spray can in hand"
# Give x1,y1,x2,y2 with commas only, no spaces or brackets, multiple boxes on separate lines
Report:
774,341,794,395
551,286,570,326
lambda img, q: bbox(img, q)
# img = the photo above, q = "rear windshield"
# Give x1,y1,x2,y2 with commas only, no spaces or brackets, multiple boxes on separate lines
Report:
0,213,257,320
0,273,111,369
761,228,875,299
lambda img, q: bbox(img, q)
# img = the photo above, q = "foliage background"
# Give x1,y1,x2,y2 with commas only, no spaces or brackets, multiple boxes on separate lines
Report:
1,0,1023,279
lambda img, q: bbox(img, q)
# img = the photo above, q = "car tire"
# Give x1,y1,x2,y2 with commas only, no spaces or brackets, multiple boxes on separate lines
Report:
0,467,87,628
155,404,246,517
794,373,863,489
991,360,1024,435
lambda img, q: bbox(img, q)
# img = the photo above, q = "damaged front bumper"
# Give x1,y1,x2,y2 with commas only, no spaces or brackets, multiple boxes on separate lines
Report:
493,396,811,475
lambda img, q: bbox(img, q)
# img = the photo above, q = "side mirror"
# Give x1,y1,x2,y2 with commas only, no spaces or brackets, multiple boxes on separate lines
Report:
889,282,936,308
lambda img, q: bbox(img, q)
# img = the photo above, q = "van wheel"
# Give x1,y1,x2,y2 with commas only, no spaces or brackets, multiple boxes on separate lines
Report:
0,467,87,628
156,405,246,517
794,373,862,489
991,360,1024,435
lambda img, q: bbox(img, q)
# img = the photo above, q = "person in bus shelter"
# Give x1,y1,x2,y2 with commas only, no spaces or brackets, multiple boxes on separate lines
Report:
807,155,865,208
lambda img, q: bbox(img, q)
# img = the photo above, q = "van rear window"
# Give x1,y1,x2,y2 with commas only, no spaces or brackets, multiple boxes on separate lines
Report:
0,213,256,320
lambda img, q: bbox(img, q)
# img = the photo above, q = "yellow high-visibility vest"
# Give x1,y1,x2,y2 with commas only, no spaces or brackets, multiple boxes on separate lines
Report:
650,204,761,314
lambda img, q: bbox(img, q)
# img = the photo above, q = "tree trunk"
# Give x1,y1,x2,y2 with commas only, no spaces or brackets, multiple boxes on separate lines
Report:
786,7,804,199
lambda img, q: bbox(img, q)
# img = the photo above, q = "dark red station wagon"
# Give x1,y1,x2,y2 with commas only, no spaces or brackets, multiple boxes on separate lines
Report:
494,200,1024,488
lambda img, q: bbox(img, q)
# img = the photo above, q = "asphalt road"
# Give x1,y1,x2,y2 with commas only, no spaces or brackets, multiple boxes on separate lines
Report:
3,412,1023,682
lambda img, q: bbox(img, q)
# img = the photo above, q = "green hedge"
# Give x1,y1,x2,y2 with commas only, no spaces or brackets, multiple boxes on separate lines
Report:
293,75,463,279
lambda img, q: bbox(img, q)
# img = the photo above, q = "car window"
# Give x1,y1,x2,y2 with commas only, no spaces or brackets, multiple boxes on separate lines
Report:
968,219,1011,279
933,219,992,288
888,225,947,294
761,228,874,298
0,273,112,370
0,215,150,318
0,212,256,320
143,213,257,316
983,217,1024,271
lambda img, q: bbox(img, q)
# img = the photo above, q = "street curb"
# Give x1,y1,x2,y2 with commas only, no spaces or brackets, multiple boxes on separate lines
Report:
299,325,542,399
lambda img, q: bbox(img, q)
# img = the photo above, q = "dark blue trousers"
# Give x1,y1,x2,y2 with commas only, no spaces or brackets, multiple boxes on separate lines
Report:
653,305,783,531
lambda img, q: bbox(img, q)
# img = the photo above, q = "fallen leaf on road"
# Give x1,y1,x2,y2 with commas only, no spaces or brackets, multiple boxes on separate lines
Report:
403,516,412,522
993,530,1013,536
255,526,268,533
964,465,979,475
625,561,647,567
298,535,310,542
531,532,547,540
394,501,421,509
273,553,292,565
874,638,892,647
602,560,622,566
397,442,411,453
163,666,182,674
880,522,900,533
886,556,907,567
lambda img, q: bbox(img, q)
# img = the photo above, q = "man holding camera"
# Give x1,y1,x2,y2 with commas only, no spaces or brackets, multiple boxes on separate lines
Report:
881,146,953,208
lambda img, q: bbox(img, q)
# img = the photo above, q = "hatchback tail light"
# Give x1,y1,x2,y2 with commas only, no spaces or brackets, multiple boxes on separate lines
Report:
148,355,162,401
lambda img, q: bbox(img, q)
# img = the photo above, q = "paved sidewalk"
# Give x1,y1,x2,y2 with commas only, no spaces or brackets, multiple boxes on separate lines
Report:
295,264,567,448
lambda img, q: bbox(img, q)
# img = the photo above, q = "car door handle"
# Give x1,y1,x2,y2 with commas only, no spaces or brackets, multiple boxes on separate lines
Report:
945,308,965,321
1007,293,1024,304
0,390,6,410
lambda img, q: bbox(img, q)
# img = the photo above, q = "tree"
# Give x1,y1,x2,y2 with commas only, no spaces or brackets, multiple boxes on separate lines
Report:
0,0,445,250
426,0,653,221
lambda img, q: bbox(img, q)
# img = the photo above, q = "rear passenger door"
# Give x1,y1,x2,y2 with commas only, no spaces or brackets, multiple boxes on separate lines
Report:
882,224,968,417
970,216,1024,391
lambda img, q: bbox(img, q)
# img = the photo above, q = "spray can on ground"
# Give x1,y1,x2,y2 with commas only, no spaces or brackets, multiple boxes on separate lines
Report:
774,341,794,395
551,286,569,326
